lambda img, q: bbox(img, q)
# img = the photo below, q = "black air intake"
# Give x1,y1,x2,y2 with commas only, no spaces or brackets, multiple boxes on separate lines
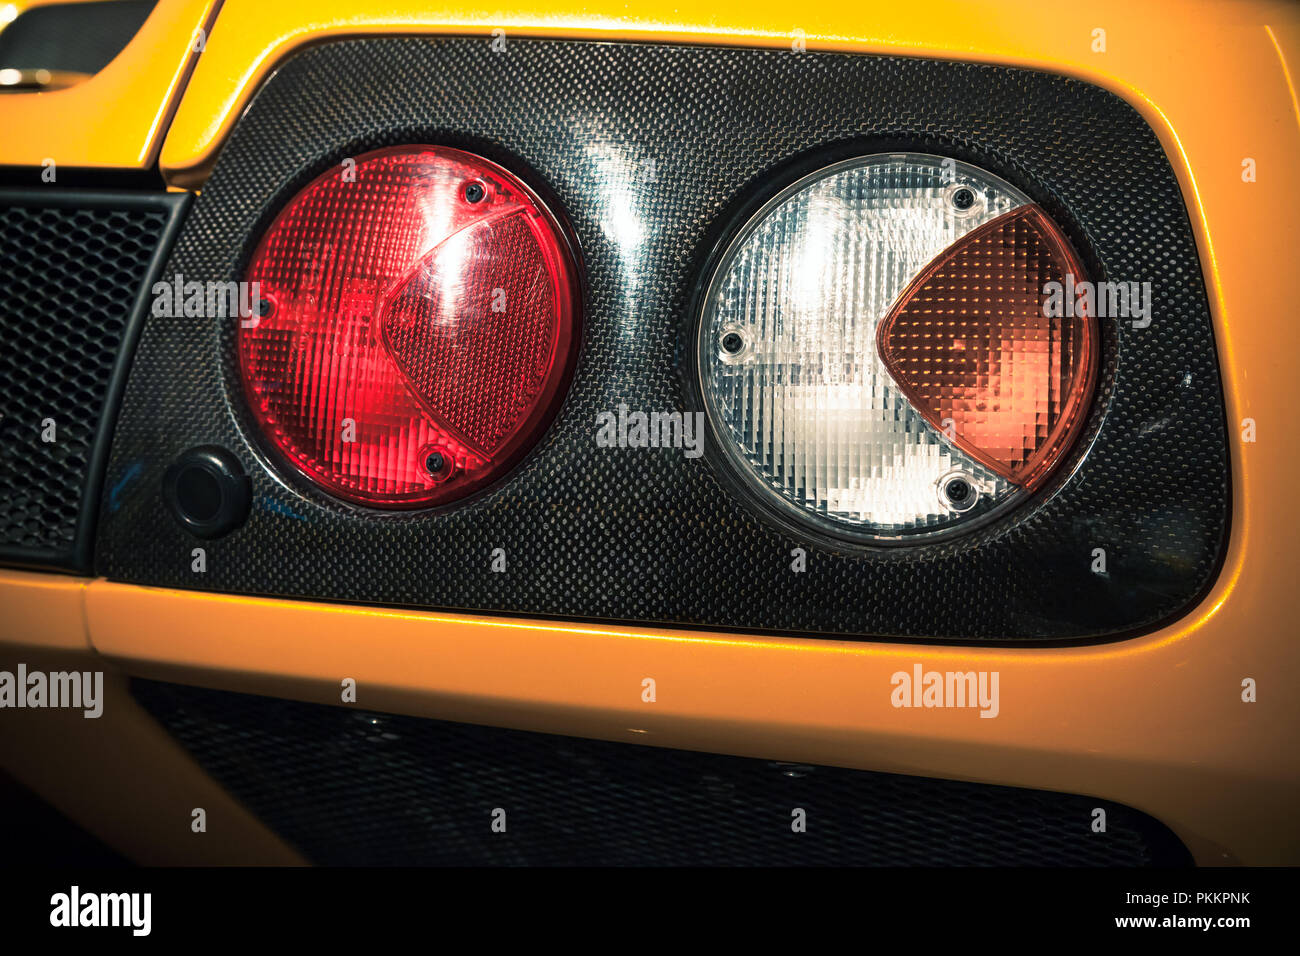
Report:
0,190,185,571
0,1,156,76
133,679,1193,866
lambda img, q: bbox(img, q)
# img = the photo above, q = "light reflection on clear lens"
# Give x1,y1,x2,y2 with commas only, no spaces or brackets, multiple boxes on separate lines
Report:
700,154,1032,540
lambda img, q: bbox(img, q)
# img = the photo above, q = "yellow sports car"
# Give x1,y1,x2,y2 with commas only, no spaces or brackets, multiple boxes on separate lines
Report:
0,0,1295,930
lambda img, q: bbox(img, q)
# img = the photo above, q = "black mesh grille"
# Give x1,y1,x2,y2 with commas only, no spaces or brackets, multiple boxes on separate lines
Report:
0,191,181,570
132,679,1192,867
0,1,156,75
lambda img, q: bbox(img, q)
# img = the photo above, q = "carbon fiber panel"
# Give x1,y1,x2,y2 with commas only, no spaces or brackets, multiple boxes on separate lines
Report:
96,38,1229,641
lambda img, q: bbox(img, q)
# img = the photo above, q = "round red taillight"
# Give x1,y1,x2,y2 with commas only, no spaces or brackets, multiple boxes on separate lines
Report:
238,146,581,508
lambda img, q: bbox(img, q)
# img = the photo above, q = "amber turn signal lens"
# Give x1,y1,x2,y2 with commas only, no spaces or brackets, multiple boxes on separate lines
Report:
876,205,1097,492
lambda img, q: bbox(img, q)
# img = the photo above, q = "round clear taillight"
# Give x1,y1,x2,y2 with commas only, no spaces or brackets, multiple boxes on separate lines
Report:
697,153,1097,543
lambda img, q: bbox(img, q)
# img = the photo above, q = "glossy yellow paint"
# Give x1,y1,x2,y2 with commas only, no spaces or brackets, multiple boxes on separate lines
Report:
0,569,87,650
158,0,1299,191
0,0,114,26
0,571,303,864
0,0,107,91
84,570,1298,865
1,0,1297,866
0,0,218,169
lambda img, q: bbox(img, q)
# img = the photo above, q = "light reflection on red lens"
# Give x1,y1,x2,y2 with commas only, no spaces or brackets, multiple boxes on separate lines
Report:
239,146,580,508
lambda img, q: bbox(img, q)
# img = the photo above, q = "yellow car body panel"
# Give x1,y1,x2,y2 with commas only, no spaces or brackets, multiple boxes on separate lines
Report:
0,0,218,169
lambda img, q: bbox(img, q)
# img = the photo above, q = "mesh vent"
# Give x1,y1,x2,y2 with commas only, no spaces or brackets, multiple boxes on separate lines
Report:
133,679,1192,867
0,192,176,569
0,1,156,75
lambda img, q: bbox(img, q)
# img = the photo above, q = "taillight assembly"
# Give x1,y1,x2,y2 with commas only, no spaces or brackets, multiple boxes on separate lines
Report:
239,146,581,508
697,153,1098,543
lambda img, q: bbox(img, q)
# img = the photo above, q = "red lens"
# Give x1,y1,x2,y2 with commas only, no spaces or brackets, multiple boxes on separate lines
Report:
239,146,581,508
876,205,1097,491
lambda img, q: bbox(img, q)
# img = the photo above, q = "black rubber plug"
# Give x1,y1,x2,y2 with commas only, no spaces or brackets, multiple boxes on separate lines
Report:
162,446,252,539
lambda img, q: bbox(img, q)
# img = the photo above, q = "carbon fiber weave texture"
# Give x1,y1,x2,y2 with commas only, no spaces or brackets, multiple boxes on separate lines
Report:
96,38,1229,641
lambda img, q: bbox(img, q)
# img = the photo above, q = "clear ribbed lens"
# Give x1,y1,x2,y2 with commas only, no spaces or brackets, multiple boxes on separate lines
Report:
698,154,1048,542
